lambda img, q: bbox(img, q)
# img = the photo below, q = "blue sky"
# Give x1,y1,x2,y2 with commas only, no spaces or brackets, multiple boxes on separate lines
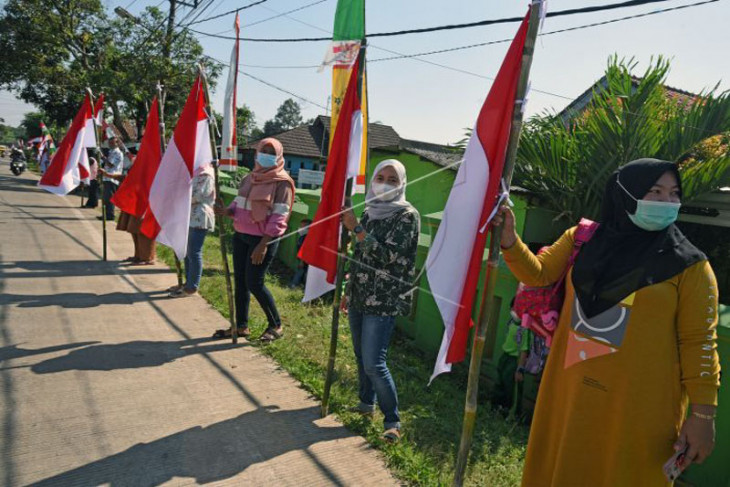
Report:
1,0,728,145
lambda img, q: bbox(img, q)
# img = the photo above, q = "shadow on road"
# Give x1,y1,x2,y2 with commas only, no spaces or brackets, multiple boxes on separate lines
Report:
0,341,100,363
32,406,352,486
0,260,172,279
0,291,167,308
28,337,243,373
12,215,96,221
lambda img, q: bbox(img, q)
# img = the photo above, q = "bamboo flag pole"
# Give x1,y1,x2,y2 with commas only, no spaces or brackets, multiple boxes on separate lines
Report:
452,2,543,486
199,65,238,344
156,82,184,287
321,42,367,419
87,88,107,261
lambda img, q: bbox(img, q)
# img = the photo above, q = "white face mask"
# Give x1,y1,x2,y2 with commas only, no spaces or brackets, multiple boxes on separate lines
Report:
371,182,397,200
297,228,308,237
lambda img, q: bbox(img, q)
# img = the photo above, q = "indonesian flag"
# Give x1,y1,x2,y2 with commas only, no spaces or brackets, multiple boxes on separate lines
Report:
140,76,212,259
38,94,96,195
323,0,368,193
428,10,531,382
39,122,56,156
300,56,363,301
111,97,162,218
101,120,117,142
219,14,240,172
92,94,105,126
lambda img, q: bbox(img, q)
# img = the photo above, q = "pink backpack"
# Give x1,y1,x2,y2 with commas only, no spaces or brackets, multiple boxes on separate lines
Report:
512,219,599,347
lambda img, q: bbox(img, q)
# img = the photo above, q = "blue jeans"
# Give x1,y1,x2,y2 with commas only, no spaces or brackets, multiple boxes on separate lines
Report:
348,308,400,430
184,227,208,291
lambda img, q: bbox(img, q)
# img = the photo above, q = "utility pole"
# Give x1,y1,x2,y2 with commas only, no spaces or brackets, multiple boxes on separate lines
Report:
163,0,177,61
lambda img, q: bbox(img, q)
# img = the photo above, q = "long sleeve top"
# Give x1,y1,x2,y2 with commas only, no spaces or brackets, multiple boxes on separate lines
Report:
228,176,293,238
503,227,720,487
347,207,420,316
190,171,216,231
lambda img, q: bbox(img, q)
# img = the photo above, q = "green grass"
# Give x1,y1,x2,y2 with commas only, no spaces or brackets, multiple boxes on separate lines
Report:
157,231,528,486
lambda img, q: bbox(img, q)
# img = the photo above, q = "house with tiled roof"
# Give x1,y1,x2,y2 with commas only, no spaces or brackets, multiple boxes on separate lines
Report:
558,75,700,124
242,116,462,187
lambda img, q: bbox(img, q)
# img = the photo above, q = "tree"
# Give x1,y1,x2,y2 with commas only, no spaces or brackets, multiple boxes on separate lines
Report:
513,56,730,227
262,98,304,136
0,123,23,143
237,105,262,143
20,112,46,138
0,1,220,140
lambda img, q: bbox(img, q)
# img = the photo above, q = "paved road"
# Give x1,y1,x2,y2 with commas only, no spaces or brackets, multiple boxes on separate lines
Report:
0,162,396,486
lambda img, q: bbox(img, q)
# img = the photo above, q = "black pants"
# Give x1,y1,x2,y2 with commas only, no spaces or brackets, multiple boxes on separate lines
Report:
85,179,99,207
232,232,280,330
102,181,117,219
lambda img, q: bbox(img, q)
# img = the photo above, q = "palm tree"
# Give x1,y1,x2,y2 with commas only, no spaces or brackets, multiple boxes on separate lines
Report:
514,56,730,226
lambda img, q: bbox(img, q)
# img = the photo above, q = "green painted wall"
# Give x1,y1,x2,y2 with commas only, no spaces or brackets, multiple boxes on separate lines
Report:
223,154,552,378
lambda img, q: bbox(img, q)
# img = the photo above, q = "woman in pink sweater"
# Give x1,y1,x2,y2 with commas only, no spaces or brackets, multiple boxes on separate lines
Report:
215,138,295,342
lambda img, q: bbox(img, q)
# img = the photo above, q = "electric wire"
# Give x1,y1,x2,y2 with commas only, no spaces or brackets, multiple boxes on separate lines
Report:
188,0,696,42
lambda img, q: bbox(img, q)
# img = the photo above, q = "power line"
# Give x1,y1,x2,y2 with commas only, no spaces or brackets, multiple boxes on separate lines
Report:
370,0,719,64
182,0,270,27
243,0,330,28
220,0,717,104
189,0,691,42
201,54,328,109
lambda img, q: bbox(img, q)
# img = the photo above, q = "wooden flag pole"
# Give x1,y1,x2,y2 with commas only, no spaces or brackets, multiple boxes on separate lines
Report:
199,65,237,344
452,2,542,486
321,43,367,418
156,82,184,287
87,88,107,261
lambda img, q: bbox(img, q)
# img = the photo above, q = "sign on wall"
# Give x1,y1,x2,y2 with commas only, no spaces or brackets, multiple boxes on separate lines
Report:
298,169,325,187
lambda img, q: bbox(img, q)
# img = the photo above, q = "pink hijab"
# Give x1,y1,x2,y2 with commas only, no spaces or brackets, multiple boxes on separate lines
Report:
246,138,295,222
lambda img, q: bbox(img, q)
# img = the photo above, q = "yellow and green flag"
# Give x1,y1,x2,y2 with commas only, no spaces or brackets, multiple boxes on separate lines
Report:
320,0,367,192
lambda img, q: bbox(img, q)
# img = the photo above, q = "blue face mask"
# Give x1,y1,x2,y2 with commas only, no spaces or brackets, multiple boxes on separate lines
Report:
257,152,278,168
617,177,681,231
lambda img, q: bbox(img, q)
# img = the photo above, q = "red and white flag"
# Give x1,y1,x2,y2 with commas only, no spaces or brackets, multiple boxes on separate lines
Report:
219,14,240,172
111,97,162,218
299,56,363,301
38,94,97,195
141,76,212,259
428,10,532,382
92,94,105,126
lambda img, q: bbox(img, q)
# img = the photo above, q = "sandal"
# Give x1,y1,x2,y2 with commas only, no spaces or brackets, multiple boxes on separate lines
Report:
169,288,196,298
130,260,155,266
259,327,283,343
382,428,401,443
212,327,251,339
121,256,136,263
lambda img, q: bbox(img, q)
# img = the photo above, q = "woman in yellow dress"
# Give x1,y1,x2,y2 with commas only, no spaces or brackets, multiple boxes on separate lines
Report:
494,159,720,486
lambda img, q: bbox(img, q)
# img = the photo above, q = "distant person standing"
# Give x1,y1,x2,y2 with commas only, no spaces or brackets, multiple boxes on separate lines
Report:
98,137,123,221
169,163,216,297
84,156,100,208
39,145,51,175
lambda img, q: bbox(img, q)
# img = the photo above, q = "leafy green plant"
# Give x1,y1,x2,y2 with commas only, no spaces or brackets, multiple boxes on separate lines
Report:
514,56,730,224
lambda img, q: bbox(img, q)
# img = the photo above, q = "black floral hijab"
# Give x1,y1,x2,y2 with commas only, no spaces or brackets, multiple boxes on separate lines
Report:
572,159,706,318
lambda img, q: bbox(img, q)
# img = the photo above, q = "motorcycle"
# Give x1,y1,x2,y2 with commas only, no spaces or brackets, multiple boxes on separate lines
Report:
10,148,26,176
